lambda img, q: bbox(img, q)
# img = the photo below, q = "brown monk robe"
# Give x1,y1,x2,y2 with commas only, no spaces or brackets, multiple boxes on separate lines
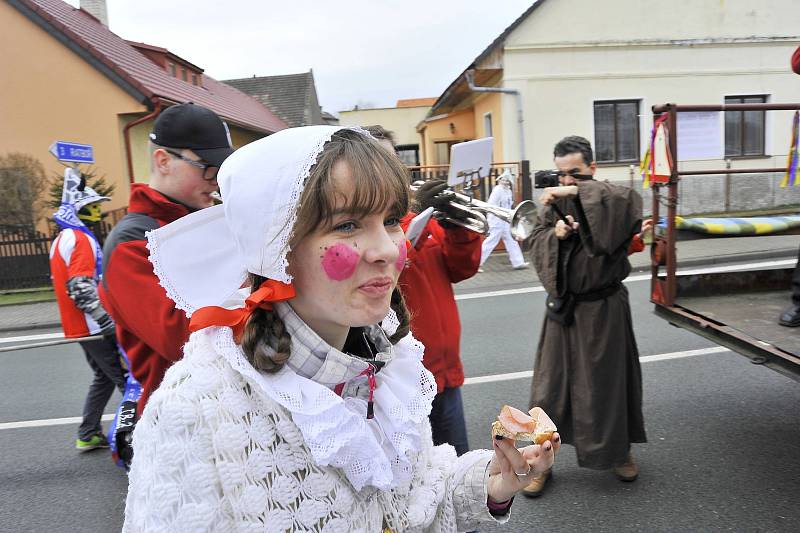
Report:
529,179,647,469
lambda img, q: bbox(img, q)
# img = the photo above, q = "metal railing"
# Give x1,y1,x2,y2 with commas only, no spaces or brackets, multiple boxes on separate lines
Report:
649,102,800,308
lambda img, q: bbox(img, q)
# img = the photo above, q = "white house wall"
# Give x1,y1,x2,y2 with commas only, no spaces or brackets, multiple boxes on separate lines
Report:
508,0,798,45
496,0,800,212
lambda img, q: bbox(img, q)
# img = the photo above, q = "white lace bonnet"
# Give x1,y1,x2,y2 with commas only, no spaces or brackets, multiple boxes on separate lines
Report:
146,125,370,317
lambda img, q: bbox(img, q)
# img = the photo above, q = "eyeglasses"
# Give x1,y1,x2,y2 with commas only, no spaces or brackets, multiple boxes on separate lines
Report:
164,149,219,181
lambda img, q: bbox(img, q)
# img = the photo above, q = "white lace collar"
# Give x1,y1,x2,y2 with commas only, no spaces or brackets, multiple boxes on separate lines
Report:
201,314,437,491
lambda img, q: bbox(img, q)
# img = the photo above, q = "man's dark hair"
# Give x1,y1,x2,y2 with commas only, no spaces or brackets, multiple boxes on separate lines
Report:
553,135,594,165
364,125,396,147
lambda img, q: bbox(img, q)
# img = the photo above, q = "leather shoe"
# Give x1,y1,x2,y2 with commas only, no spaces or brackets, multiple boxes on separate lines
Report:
613,455,639,482
779,304,800,327
521,469,551,498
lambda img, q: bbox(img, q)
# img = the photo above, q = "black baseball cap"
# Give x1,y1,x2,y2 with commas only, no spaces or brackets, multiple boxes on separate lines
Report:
149,103,234,166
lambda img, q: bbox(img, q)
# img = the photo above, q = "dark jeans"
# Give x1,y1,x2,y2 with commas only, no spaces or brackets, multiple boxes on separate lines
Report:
77,336,127,441
429,386,470,456
792,246,800,306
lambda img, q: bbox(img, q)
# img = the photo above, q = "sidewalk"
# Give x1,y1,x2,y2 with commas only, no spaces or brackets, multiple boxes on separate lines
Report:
1,233,797,333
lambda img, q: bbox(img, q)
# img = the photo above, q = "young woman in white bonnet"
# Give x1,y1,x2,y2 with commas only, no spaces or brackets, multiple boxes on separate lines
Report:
123,126,560,532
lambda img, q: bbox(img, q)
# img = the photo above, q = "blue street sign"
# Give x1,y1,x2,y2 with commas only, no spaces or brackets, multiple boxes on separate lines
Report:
49,141,94,164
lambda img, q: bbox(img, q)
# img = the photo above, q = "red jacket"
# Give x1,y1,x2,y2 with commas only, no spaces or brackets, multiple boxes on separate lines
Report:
50,229,102,338
100,184,191,414
398,213,482,392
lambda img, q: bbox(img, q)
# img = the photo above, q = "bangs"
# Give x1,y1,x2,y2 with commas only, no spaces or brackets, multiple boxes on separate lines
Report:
293,130,410,243
321,152,409,222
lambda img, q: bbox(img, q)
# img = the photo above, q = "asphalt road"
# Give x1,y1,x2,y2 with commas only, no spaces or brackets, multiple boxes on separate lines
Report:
1,273,798,532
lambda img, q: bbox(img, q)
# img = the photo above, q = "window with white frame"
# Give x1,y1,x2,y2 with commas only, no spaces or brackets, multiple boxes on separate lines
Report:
593,100,640,163
484,113,493,137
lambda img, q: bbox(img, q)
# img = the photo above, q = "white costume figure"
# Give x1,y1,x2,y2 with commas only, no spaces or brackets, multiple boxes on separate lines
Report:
123,126,558,532
479,172,529,270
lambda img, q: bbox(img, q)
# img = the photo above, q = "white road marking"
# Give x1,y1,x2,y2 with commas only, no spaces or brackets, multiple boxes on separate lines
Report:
0,347,731,430
2,259,792,344
0,414,114,431
456,258,795,301
462,346,730,385
0,332,64,344
0,258,784,428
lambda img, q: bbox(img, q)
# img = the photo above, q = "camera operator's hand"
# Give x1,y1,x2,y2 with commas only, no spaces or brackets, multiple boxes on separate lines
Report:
413,179,469,228
539,185,578,206
555,215,579,240
638,218,654,240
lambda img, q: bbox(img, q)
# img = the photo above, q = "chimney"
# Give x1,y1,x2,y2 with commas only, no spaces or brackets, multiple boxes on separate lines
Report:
80,0,108,27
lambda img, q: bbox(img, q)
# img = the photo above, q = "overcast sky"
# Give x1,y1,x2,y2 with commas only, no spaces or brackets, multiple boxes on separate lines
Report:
66,0,534,114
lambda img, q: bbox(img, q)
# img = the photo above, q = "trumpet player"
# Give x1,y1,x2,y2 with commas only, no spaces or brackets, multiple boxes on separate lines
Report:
478,170,530,272
367,125,481,456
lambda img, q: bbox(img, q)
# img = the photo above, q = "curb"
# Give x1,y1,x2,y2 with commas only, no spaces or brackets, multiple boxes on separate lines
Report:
0,298,56,308
629,247,798,273
0,321,62,334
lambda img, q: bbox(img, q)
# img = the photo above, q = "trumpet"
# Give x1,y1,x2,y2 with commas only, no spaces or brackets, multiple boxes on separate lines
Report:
410,183,537,242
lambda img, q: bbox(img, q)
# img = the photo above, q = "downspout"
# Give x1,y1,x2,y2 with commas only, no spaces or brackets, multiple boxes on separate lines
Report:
464,69,526,161
123,98,163,184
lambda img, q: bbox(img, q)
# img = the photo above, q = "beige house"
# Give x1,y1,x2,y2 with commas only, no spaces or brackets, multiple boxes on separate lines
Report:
0,0,285,228
339,98,436,165
422,0,800,211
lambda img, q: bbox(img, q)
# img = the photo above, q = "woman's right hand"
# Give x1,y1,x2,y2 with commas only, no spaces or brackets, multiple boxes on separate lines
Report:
486,433,561,504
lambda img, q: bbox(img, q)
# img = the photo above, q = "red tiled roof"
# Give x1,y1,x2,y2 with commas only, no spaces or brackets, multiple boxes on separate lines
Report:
17,0,287,134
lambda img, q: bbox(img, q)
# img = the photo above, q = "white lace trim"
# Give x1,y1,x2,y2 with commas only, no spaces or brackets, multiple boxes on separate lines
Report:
263,125,373,283
146,226,195,316
204,324,437,491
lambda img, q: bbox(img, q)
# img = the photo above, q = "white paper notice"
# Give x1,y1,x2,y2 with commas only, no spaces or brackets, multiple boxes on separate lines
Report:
676,111,723,160
448,137,494,186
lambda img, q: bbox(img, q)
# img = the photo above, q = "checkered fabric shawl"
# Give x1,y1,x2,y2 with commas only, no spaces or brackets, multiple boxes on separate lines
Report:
275,302,393,389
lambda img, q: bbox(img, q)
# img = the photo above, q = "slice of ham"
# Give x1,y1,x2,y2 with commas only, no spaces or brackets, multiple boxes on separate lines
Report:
529,406,557,444
492,404,558,442
497,405,537,435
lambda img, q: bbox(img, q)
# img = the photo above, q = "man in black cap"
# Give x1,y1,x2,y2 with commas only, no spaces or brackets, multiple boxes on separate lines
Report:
100,104,233,461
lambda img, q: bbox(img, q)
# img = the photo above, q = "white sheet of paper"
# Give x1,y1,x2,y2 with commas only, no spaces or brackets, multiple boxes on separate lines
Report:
677,111,723,160
406,207,434,247
448,137,494,186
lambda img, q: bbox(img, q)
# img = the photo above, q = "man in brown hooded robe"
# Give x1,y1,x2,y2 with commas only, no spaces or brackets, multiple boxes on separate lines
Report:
523,136,647,497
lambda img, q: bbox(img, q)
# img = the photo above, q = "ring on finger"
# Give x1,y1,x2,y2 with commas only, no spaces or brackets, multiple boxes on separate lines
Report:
514,465,532,477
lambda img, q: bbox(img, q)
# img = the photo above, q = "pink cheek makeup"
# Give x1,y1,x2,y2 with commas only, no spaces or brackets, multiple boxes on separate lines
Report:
321,243,360,281
395,240,408,272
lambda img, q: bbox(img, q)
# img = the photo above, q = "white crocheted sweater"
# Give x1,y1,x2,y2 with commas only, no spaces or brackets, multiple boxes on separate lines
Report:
123,320,509,533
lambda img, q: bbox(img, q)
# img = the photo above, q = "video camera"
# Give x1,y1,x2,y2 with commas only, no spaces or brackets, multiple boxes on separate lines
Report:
534,170,560,188
535,170,595,188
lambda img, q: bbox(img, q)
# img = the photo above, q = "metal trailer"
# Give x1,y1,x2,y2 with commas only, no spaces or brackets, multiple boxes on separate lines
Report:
649,102,800,382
